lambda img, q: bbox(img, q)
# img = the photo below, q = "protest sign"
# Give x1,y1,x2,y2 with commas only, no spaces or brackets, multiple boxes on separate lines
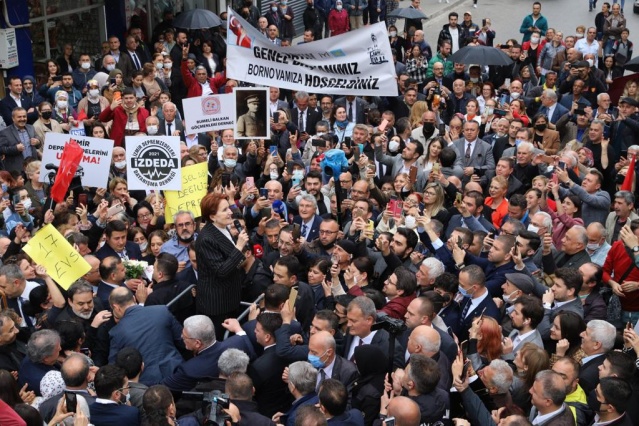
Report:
226,9,398,96
164,162,208,223
40,133,114,188
22,224,91,289
183,93,236,135
125,136,182,190
234,87,270,140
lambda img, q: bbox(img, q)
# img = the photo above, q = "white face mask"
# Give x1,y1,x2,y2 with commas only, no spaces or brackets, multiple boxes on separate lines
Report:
272,6,278,11
389,140,400,152
147,125,158,135
510,92,521,100
106,64,116,72
139,242,148,251
470,77,479,83
586,242,601,251
336,4,343,10
502,290,519,304
531,36,540,43
576,33,584,39
114,160,126,169
485,106,494,116
389,31,397,37
155,62,164,70
81,62,91,70
57,100,68,109
270,171,279,180
22,198,32,210
224,159,237,169
164,63,173,70
527,224,539,234
89,89,100,98
587,59,594,67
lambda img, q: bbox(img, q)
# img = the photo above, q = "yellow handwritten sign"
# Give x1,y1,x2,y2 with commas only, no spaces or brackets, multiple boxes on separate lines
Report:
164,162,209,223
22,224,91,290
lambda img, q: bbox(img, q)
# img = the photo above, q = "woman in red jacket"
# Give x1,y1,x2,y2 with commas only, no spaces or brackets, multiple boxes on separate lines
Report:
98,87,149,147
328,1,350,37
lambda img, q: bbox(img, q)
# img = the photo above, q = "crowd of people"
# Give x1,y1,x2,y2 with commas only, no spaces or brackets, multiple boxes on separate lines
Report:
1,0,639,425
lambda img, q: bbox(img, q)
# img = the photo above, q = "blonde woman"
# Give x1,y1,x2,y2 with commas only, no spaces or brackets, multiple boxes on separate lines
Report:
409,100,429,129
485,176,509,229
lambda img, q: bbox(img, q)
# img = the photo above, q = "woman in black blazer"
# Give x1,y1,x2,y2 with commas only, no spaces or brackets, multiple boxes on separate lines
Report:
195,192,249,334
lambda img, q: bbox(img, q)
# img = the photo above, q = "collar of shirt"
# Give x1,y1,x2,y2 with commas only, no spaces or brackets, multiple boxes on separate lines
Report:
323,356,336,378
581,353,604,365
95,398,118,405
533,405,565,425
592,413,626,426
467,290,489,311
554,298,577,309
513,329,535,347
359,330,377,345
263,343,276,350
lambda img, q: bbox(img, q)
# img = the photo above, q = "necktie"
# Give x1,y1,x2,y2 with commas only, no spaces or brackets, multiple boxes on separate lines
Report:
301,223,308,237
167,122,172,135
348,102,353,122
120,249,129,261
465,142,472,160
299,110,304,133
350,339,364,362
461,297,471,319
317,368,327,392
132,52,141,70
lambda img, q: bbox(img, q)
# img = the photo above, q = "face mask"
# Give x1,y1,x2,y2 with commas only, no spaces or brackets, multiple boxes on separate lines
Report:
281,1,287,5
224,159,237,169
423,122,435,133
530,36,540,43
510,92,521,100
89,89,100,98
308,351,327,369
470,77,479,83
164,63,173,70
155,62,164,70
147,125,158,135
81,62,91,70
21,199,32,210
292,170,304,181
119,391,131,405
139,242,148,251
527,224,539,233
106,64,116,72
587,59,594,67
270,171,279,180
576,33,584,39
336,5,343,10
458,286,473,298
485,107,494,116
272,6,278,11
587,243,601,251
57,101,68,109
502,290,519,305
114,160,126,169
389,140,400,152
41,111,52,120
535,124,547,132
390,31,397,37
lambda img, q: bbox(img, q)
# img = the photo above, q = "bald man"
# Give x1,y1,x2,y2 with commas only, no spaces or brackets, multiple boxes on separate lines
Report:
397,325,451,391
384,396,421,426
308,331,358,392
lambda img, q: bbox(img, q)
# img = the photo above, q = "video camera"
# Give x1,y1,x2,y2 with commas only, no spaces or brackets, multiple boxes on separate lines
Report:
181,390,230,426
371,313,407,335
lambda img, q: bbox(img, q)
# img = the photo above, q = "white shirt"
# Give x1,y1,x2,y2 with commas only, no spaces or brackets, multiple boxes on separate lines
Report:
317,356,336,388
199,81,213,96
532,405,566,425
547,102,557,121
269,101,280,116
184,134,199,149
301,217,315,239
10,93,21,108
575,38,599,58
581,353,604,365
512,329,535,349
347,330,378,360
449,27,460,53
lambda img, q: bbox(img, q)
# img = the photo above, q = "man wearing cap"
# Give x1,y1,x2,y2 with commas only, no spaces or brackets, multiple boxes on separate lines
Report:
609,97,639,161
460,12,479,47
497,272,536,335
503,291,544,360
237,94,266,138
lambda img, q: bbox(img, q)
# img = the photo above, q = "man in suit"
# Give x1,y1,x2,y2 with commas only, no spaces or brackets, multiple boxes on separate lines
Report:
541,226,591,275
318,379,365,425
0,76,38,125
108,287,184,386
158,101,184,137
538,268,585,340
453,120,495,186
106,35,135,85
604,191,639,244
578,319,616,394
268,86,289,116
398,326,452,392
537,89,570,124
528,370,575,426
293,194,323,243
444,191,494,240
273,256,316,333
342,296,390,361
0,311,26,373
308,331,358,393
96,256,128,307
374,136,427,192
95,220,143,262
456,265,501,342
248,313,293,418
578,262,608,323
291,91,321,141
492,119,524,163
162,315,253,392
403,297,457,362
502,294,544,361
18,330,61,395
277,361,319,426
0,107,39,173
592,377,634,426
224,372,277,425
335,95,368,124
89,364,140,425
38,354,97,423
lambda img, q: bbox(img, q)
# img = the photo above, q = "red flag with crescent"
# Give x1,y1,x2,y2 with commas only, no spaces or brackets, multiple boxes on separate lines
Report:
50,139,83,203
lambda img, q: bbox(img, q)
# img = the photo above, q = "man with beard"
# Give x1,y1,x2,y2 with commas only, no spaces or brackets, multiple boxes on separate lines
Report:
54,279,111,355
411,111,439,150
288,170,330,215
305,218,340,257
160,211,197,268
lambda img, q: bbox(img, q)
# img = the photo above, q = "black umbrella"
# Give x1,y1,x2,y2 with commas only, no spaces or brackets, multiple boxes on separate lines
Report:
173,8,222,29
387,7,428,20
624,55,639,72
449,45,513,66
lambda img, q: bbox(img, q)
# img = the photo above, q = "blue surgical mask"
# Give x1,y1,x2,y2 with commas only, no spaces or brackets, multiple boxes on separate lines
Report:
308,350,327,369
458,286,472,298
1,183,7,192
224,159,237,169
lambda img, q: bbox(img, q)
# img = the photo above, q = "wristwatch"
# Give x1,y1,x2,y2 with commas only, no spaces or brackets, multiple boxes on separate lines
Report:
632,246,639,253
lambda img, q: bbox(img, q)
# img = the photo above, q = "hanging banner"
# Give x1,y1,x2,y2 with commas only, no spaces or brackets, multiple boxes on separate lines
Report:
40,133,114,189
225,8,398,96
164,162,208,223
183,93,236,135
125,136,182,190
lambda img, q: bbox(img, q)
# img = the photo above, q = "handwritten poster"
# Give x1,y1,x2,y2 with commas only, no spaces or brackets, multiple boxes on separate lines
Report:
164,162,209,223
23,224,91,289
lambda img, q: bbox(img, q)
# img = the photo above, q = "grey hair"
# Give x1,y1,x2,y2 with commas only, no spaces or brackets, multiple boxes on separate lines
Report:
628,145,639,152
223,145,238,156
347,296,377,318
0,264,24,283
535,370,567,406
288,361,318,395
172,210,195,224
615,190,635,206
572,225,588,246
596,93,610,103
517,141,534,153
354,123,370,134
534,212,553,233
299,193,318,209
27,330,61,363
218,348,250,376
588,222,607,238
562,151,578,168
587,320,616,351
543,89,557,101
488,359,513,394
413,328,441,353
295,91,309,101
421,258,445,281
591,119,606,128
183,315,216,346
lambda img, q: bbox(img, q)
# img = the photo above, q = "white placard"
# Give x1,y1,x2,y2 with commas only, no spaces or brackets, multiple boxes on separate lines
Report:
183,93,236,135
40,133,114,189
125,136,182,190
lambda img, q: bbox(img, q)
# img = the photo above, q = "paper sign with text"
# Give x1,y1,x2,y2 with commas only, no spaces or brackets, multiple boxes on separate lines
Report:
40,133,114,189
164,162,208,223
183,93,236,135
22,224,91,289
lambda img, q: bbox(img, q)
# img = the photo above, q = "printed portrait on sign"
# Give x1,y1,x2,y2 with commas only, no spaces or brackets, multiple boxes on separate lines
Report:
234,87,270,140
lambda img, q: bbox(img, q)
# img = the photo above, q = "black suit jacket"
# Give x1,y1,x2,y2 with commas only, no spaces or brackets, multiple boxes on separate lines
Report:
0,94,37,125
579,354,606,394
95,241,143,261
158,117,185,136
293,215,323,243
492,136,515,163
291,107,321,135
341,329,390,360
89,401,140,426
248,346,293,418
96,281,119,308
457,296,501,342
331,355,359,392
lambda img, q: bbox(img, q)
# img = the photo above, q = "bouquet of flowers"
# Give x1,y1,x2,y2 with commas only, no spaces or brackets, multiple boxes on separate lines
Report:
123,260,149,279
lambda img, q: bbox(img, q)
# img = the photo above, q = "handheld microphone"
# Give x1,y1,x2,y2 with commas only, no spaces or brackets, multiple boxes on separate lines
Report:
45,163,59,170
272,200,285,215
253,244,264,259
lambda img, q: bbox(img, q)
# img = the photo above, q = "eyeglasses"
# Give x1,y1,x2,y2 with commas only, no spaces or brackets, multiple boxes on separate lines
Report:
176,222,194,229
319,230,338,235
138,213,151,219
385,279,398,286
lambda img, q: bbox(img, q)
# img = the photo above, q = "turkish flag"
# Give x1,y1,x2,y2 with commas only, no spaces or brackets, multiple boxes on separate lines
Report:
621,154,636,192
50,139,84,203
